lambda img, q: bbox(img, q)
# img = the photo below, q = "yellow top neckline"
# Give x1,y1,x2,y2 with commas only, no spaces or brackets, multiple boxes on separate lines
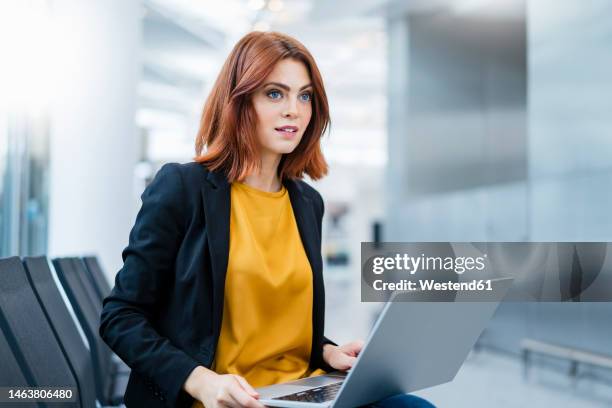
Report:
233,181,287,198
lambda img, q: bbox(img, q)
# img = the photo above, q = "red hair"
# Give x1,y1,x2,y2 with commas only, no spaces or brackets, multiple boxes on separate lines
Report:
194,31,329,181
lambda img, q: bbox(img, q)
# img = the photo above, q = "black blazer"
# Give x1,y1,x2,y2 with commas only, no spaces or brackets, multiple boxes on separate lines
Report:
99,162,336,408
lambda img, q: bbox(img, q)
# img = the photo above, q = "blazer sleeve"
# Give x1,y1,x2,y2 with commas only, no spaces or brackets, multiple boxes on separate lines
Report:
99,163,200,406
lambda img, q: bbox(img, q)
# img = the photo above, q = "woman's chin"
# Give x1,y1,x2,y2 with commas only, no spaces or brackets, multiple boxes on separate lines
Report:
279,147,298,155
267,144,299,155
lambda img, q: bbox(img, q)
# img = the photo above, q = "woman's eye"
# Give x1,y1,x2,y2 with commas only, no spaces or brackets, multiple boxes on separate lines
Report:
267,90,282,100
300,92,312,102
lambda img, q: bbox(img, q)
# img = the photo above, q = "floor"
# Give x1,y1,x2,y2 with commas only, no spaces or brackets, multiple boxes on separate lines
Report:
415,350,612,407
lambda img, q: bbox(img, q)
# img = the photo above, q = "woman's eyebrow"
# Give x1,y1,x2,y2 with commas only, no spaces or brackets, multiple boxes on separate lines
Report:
264,82,313,91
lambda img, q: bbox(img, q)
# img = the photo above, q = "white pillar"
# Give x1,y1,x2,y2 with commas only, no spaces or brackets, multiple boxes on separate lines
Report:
48,0,141,278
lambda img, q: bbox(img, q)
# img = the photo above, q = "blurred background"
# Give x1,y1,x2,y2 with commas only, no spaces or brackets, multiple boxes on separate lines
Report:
1,0,612,406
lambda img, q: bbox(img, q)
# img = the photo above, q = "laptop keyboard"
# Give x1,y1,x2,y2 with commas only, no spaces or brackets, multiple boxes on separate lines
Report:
275,382,343,403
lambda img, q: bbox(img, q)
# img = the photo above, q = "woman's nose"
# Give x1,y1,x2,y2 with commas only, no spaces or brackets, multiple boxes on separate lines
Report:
282,99,298,118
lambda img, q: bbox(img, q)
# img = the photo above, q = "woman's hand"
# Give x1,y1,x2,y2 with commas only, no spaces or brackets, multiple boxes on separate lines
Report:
322,340,365,371
184,366,266,408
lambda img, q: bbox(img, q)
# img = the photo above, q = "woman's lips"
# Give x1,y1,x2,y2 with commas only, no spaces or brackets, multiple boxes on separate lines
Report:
275,126,298,138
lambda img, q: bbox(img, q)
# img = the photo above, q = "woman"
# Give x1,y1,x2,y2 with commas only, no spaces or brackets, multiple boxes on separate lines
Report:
100,31,434,408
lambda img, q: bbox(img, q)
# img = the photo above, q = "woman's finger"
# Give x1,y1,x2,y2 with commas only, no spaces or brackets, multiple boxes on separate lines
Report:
233,375,260,397
229,381,265,408
217,390,241,408
343,340,365,356
335,353,357,369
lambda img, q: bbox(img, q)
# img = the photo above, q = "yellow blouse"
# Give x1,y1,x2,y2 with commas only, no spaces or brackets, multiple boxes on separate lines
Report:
192,181,324,407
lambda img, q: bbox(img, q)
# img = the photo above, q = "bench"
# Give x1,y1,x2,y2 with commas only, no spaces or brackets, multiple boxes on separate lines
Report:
521,338,612,382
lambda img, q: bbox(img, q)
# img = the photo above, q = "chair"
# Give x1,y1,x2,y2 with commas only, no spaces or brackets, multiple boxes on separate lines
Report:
0,312,30,389
72,258,130,375
23,256,98,407
74,258,130,366
0,257,80,407
52,257,126,406
82,256,112,301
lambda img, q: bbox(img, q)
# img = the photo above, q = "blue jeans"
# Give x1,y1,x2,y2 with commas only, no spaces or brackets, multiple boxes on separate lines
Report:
360,393,436,408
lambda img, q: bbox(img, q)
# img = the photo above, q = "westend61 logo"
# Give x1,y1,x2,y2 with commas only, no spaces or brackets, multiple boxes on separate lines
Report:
372,253,487,275
361,242,612,302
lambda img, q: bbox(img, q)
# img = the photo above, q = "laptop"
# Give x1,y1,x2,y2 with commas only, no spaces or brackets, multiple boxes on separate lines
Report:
257,277,513,408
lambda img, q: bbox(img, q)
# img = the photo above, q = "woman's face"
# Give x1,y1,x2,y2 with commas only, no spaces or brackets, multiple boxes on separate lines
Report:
251,58,313,160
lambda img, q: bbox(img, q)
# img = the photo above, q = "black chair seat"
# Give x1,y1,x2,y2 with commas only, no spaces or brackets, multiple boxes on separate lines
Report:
53,257,127,406
23,256,98,408
0,257,80,407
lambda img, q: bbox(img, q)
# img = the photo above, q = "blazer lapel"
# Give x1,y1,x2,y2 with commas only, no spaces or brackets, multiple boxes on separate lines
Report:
285,179,326,368
201,170,231,339
285,180,321,274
